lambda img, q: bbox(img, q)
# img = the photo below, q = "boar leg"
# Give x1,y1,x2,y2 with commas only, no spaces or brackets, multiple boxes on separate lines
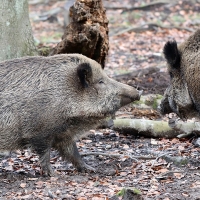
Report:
56,141,95,172
38,149,54,176
31,137,53,176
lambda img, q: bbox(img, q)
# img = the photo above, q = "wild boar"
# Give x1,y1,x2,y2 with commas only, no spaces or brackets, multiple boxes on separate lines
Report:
0,54,141,176
159,29,200,120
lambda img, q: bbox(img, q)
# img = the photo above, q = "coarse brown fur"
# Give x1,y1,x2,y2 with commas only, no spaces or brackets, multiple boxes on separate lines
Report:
0,54,140,175
159,29,200,119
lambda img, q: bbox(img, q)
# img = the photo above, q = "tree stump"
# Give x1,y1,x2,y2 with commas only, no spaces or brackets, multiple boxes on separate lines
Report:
50,0,109,68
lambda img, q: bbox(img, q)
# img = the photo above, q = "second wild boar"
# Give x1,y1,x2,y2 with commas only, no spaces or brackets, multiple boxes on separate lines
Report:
159,29,200,120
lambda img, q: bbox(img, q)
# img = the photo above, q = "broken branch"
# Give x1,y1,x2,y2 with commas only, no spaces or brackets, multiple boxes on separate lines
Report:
112,23,194,36
105,0,171,12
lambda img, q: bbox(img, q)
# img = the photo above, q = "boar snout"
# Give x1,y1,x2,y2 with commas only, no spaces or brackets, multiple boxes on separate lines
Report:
159,96,174,115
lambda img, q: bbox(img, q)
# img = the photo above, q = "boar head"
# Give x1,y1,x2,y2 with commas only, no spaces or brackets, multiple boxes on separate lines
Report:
73,59,141,119
159,30,200,120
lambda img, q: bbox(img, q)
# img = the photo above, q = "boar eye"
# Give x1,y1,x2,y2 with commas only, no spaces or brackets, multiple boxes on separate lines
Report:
99,80,104,84
169,72,174,79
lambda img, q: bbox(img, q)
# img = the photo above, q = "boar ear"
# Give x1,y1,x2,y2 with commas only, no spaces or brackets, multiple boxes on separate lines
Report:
77,63,92,88
163,40,180,69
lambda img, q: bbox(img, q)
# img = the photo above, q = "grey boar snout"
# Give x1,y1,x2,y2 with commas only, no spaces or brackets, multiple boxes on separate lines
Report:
159,95,175,116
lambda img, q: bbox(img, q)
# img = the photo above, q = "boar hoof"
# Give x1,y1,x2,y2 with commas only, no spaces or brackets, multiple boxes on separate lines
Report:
41,166,54,177
77,162,96,173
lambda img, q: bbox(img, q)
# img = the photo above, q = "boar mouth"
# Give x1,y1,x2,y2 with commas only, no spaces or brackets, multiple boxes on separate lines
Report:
159,98,173,115
120,90,142,107
120,95,138,107
120,96,133,106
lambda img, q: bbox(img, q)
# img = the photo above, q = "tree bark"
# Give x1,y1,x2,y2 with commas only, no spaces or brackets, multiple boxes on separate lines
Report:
50,0,109,68
0,0,37,61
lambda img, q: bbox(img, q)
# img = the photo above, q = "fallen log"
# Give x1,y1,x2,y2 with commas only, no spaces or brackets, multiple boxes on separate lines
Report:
113,118,200,138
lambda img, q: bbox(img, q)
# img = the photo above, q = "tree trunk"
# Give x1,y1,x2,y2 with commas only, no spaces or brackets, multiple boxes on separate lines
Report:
0,0,37,61
50,0,109,68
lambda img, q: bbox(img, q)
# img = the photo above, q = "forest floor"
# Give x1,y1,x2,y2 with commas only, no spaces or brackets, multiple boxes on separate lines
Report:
0,0,200,199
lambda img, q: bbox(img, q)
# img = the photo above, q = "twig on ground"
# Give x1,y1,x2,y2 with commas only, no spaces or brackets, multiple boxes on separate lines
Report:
145,150,189,166
80,152,156,162
155,170,184,180
151,152,170,167
105,0,171,12
111,23,194,36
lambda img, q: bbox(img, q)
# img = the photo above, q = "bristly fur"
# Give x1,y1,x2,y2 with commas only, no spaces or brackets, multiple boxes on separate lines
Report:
160,29,200,120
0,53,140,176
163,40,181,69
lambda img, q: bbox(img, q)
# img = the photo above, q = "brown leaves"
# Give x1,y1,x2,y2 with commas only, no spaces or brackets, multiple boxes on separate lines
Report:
0,132,199,199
